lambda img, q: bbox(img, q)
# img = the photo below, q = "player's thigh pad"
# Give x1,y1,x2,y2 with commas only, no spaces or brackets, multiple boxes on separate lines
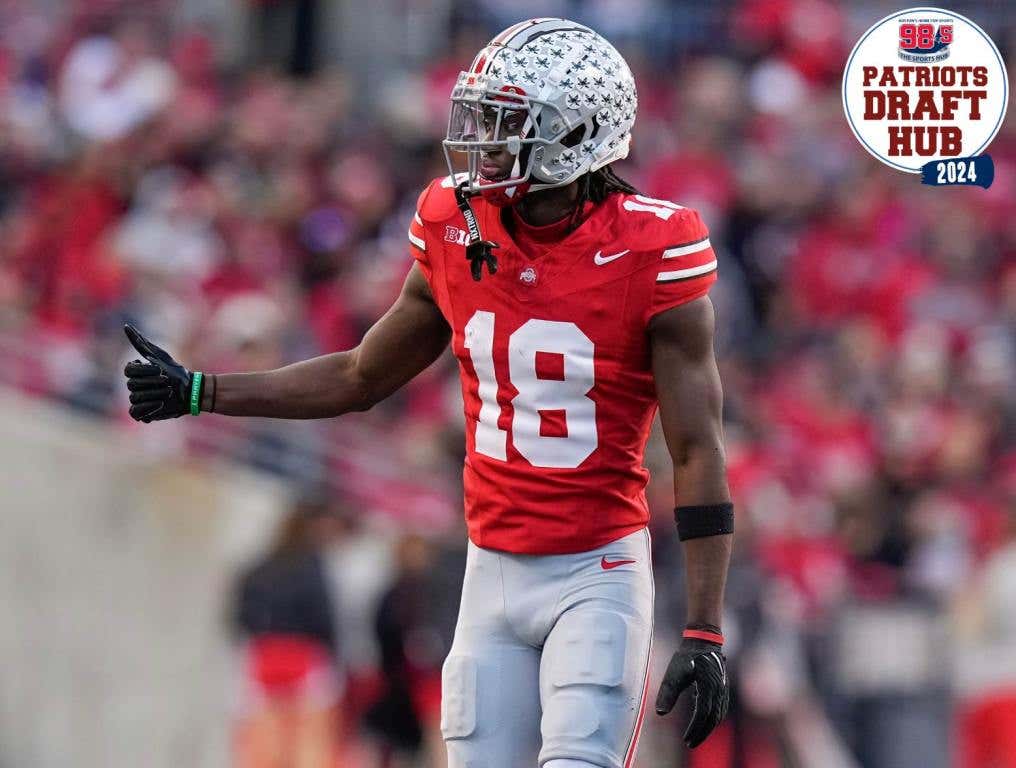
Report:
539,609,650,768
442,647,543,768
441,654,478,740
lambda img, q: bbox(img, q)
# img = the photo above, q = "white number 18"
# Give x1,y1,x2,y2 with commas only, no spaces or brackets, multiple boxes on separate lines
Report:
463,311,597,469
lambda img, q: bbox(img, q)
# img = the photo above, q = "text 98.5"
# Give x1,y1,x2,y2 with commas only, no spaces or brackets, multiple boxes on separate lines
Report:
899,23,952,50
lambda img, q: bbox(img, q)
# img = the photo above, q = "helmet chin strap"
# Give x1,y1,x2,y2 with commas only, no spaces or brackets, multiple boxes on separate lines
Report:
453,134,528,280
484,136,524,200
507,136,523,178
454,182,499,281
504,142,524,199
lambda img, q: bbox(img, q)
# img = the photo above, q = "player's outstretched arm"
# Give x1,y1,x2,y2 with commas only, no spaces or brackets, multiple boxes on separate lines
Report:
648,295,733,748
124,263,450,422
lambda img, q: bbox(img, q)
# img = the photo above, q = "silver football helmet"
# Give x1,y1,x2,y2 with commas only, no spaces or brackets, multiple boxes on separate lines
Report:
443,18,638,205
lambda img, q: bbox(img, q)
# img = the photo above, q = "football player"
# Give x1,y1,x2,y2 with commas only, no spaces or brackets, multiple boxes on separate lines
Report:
124,18,732,768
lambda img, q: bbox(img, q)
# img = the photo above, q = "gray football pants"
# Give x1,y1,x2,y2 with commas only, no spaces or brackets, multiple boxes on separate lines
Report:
441,528,654,768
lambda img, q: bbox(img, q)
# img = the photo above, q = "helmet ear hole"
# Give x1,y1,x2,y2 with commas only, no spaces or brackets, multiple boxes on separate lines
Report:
561,124,586,148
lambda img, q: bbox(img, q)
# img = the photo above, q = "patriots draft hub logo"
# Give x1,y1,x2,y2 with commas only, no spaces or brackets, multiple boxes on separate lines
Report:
842,7,1008,173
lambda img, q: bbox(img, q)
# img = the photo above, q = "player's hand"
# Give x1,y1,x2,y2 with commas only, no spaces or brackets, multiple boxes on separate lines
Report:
655,636,729,749
123,324,195,422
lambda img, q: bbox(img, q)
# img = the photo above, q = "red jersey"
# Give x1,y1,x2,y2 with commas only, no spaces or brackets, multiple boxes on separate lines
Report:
409,176,718,554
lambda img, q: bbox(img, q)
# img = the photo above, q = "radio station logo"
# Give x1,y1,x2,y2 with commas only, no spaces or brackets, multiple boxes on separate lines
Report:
898,19,952,63
842,7,1008,184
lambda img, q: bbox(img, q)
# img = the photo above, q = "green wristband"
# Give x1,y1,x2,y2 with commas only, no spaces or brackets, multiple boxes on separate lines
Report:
190,372,204,416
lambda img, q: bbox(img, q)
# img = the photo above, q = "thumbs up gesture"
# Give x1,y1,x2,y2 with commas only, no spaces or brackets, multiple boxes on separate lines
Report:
123,324,203,422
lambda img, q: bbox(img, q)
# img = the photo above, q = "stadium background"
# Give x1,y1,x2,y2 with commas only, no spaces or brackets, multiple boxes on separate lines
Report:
0,0,1013,766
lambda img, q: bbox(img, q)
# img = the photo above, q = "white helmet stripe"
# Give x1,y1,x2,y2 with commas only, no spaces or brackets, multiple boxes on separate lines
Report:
492,19,539,45
511,25,592,52
502,18,588,51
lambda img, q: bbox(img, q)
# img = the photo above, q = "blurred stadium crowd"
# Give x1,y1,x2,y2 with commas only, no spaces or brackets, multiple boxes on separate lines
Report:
0,0,1014,766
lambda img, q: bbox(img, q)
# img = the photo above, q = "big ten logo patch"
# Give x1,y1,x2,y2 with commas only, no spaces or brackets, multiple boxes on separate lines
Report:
445,226,470,246
842,7,1008,174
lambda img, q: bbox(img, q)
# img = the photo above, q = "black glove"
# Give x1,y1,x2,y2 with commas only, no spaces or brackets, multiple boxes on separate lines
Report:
123,324,203,422
655,634,730,749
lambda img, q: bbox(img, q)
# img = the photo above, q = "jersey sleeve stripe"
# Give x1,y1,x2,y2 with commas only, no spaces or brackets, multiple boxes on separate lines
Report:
663,237,711,258
441,172,469,188
657,260,717,282
408,228,426,252
414,212,423,226
634,194,683,210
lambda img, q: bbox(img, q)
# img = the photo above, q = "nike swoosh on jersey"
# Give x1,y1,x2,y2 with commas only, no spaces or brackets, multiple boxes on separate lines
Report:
593,249,631,265
601,556,637,570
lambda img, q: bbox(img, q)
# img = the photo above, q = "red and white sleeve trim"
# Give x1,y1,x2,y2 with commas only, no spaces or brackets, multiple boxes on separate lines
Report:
408,213,426,252
657,234,717,282
657,260,717,282
663,237,711,258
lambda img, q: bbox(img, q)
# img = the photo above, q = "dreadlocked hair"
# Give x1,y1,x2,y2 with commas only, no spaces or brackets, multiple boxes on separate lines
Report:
568,165,640,232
